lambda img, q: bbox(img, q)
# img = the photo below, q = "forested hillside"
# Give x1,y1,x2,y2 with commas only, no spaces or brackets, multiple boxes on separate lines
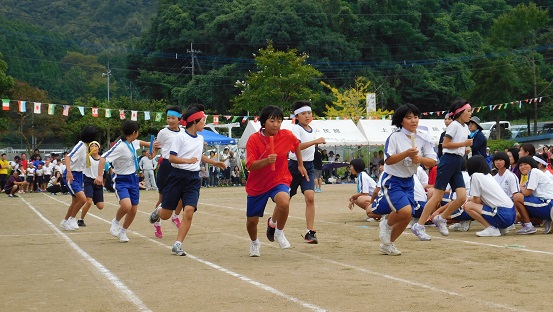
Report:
1,0,553,150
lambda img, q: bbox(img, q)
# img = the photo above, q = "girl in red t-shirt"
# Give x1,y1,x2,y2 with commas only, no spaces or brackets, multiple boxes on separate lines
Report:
245,105,307,257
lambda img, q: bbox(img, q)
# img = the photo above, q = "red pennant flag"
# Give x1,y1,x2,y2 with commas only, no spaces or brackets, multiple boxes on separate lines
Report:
119,110,126,120
34,102,41,114
92,107,98,117
62,105,70,116
131,110,138,121
254,116,259,123
242,116,248,123
213,115,219,125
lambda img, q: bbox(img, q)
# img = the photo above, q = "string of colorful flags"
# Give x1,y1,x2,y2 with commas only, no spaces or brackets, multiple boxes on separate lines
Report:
1,96,548,123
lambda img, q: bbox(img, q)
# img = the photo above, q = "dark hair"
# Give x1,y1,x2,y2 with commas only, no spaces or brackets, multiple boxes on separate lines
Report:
182,104,205,129
378,159,384,166
1,153,5,156
535,153,548,166
165,105,182,117
467,155,490,176
350,158,365,174
80,126,97,143
449,99,470,120
520,143,536,156
391,103,420,128
507,148,520,164
518,156,537,168
120,120,140,141
291,100,312,124
492,151,510,169
259,105,284,128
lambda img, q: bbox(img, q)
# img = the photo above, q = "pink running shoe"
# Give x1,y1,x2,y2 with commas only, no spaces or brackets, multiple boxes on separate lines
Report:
172,216,181,229
154,224,163,238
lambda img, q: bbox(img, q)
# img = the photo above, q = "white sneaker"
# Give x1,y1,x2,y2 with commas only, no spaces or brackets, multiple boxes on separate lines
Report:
60,219,75,231
249,241,261,257
379,243,402,256
379,217,392,245
448,220,471,232
476,226,501,237
275,232,291,249
110,219,121,237
118,231,129,242
411,223,431,241
68,218,79,230
432,215,449,236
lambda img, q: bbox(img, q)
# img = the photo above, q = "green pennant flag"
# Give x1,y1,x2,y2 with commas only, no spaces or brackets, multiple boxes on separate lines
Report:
105,109,112,118
155,112,163,122
232,116,239,122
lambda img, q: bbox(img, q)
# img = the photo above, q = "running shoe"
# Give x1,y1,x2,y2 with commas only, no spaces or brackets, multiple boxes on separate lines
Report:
432,215,449,236
448,220,471,232
379,243,402,256
411,223,431,241
171,216,181,229
266,217,275,242
154,224,163,238
110,218,121,237
275,232,291,249
172,243,186,256
304,230,318,244
77,219,86,227
249,241,260,257
118,231,129,242
149,207,160,224
379,217,392,245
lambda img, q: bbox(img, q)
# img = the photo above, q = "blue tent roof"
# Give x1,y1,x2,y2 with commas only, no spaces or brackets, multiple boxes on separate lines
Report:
198,130,236,145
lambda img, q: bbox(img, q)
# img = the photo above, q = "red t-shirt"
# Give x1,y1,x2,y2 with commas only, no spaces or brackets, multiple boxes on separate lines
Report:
245,129,299,196
428,165,437,186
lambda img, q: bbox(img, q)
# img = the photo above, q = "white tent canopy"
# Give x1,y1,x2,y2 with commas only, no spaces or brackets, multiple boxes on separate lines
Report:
357,119,446,146
238,119,369,148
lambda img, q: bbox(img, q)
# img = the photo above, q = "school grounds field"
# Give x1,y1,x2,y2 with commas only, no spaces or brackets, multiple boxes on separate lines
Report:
1,184,551,311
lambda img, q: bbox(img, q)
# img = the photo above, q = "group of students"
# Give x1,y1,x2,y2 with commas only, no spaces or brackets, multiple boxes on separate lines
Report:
345,100,553,256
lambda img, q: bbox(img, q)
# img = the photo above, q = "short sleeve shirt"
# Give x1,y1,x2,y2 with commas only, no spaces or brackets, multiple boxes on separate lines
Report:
67,141,88,172
245,129,300,196
289,123,316,162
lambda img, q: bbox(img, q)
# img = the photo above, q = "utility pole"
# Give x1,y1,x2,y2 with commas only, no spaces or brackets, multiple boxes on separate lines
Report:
185,43,202,77
102,63,111,103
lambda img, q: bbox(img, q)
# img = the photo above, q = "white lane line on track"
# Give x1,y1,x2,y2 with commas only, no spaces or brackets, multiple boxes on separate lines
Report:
42,194,328,312
19,196,152,312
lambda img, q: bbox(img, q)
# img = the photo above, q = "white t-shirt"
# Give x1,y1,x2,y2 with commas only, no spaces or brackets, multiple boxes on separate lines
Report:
469,173,514,208
170,130,205,171
443,121,469,156
493,169,520,199
26,167,35,177
139,156,156,170
356,171,377,195
416,166,429,187
526,168,553,199
42,163,54,175
384,128,437,178
84,156,100,179
66,141,88,172
289,123,316,162
413,174,427,202
157,126,182,159
102,139,141,175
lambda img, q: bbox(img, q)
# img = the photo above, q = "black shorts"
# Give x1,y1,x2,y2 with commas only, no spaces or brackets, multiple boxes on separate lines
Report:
83,176,104,204
156,159,172,194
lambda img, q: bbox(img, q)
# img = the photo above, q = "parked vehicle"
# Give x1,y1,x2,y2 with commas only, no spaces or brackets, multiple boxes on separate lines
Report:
480,121,511,140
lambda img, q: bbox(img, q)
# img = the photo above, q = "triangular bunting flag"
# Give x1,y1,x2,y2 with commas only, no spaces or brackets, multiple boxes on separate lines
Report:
119,110,126,120
92,107,98,117
144,111,150,121
232,116,239,122
105,109,112,118
131,110,138,121
155,112,163,122
242,116,248,123
254,116,259,123
2,99,9,111
78,106,85,116
18,101,26,112
225,115,231,120
34,102,41,114
48,104,56,115
62,105,70,116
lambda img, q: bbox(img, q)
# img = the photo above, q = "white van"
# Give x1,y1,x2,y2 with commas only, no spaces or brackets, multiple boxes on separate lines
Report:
480,121,511,139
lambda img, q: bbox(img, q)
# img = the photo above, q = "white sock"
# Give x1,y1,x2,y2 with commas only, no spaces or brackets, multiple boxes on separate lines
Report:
306,229,310,234
154,221,161,226
524,222,533,227
175,241,182,247
68,217,75,221
172,214,179,219
269,218,277,227
275,229,283,236
252,239,260,244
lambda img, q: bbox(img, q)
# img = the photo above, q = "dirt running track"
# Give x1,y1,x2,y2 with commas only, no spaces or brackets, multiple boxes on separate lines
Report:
1,184,551,311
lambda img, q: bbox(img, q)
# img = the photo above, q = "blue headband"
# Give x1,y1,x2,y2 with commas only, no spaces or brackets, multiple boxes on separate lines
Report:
167,110,181,118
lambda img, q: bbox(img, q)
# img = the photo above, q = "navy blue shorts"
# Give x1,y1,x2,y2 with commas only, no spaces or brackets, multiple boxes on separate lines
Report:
83,176,104,204
113,173,140,205
434,153,465,191
247,184,290,217
156,159,172,194
289,160,315,197
482,206,516,228
63,170,84,196
161,168,201,211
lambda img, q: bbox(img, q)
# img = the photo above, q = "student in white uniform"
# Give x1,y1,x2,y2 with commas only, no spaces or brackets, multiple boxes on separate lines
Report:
77,141,105,227
492,151,520,199
513,156,553,235
347,158,378,220
464,155,516,237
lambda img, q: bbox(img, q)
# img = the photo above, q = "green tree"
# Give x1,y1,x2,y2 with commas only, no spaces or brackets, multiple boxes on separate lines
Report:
232,42,322,115
0,52,15,97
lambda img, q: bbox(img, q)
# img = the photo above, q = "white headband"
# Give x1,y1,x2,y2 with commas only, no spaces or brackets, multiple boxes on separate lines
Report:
294,106,312,116
533,155,548,166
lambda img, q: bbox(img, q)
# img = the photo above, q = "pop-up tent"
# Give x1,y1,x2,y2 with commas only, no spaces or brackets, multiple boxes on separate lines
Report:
357,119,445,146
238,119,368,148
198,129,236,145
